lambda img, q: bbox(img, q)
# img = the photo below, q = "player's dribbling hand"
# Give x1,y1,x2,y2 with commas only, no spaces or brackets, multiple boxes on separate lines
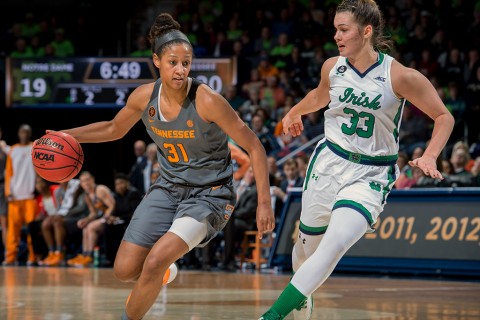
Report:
256,203,275,239
409,154,443,180
282,111,303,137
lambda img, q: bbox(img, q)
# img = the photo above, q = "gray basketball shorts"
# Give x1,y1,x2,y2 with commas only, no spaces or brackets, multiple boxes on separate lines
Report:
123,177,236,248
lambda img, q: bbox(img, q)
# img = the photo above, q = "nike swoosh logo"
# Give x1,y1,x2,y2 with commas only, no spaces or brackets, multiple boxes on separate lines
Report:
148,119,155,123
211,185,221,191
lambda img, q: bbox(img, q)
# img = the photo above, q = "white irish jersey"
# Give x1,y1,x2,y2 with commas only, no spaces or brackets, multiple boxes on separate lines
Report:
325,53,405,160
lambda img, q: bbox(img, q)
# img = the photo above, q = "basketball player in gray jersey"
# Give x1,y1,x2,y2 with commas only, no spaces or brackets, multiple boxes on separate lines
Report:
56,13,275,320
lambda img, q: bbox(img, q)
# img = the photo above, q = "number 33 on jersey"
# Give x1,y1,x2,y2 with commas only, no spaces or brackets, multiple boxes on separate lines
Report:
326,53,405,158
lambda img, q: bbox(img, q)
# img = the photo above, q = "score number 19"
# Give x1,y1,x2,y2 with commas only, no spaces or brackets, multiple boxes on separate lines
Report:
20,78,47,97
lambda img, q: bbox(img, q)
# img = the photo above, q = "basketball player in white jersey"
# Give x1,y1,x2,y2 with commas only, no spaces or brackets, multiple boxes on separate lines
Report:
259,0,454,319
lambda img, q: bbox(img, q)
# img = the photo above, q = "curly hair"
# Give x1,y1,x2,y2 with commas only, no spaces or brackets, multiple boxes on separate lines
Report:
147,13,191,55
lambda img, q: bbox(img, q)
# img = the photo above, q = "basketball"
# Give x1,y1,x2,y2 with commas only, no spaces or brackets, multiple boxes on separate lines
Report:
32,131,84,183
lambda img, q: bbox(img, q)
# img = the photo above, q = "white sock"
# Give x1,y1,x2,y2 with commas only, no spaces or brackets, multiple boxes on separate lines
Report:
290,207,368,295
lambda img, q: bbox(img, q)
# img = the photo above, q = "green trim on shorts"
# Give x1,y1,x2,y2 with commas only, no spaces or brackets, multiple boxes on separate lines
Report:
333,199,374,226
304,142,326,191
382,165,396,204
299,221,328,235
326,140,398,166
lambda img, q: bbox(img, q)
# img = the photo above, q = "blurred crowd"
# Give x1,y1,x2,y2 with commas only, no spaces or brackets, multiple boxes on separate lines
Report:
1,0,480,269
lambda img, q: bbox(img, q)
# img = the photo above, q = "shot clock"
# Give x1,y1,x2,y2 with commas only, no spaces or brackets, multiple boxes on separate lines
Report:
6,57,237,108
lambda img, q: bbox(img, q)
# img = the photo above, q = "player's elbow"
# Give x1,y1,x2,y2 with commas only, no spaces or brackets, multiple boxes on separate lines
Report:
439,112,455,131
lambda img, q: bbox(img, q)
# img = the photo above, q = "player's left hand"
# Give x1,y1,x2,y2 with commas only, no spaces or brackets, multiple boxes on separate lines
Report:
256,203,275,239
409,154,443,180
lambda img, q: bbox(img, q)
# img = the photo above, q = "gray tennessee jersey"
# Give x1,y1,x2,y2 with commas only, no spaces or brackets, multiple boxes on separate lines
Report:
141,77,233,186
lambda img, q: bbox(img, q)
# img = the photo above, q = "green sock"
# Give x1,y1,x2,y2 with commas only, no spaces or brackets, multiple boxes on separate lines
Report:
270,282,306,317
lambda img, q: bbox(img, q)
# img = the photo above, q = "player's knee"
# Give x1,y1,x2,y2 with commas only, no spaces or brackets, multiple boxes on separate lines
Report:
113,263,140,283
143,254,169,278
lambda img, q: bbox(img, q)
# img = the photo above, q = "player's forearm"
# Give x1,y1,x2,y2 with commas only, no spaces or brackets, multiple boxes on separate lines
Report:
424,113,455,159
290,88,325,116
249,144,272,207
62,121,122,143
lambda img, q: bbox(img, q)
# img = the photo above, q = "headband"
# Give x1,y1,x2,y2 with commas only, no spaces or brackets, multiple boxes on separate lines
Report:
154,30,191,53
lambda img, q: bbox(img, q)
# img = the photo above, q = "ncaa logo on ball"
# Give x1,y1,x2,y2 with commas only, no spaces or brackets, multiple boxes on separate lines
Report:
33,151,55,162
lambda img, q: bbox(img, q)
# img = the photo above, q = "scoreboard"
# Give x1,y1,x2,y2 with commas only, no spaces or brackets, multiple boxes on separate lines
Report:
6,57,237,108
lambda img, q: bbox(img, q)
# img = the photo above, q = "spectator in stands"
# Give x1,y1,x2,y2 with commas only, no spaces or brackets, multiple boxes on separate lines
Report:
130,35,151,57
271,158,304,204
232,40,252,90
464,48,479,84
271,8,295,38
226,18,242,42
257,54,280,81
395,151,413,189
144,143,158,193
267,156,283,184
229,142,250,184
445,82,467,142
222,166,257,271
399,104,428,154
67,171,115,267
254,26,275,55
20,12,40,39
452,141,475,171
441,158,454,177
50,28,75,57
295,155,309,180
29,35,46,57
449,147,475,187
260,75,286,113
242,68,265,98
128,140,147,195
306,47,327,88
251,114,280,156
303,110,325,141
438,47,464,86
4,124,36,266
465,66,480,144
470,156,480,186
29,176,59,265
411,146,425,161
10,38,34,58
104,173,142,266
0,128,9,256
270,33,294,70
285,46,308,87
42,178,89,267
223,84,246,111
417,47,439,78
211,30,232,57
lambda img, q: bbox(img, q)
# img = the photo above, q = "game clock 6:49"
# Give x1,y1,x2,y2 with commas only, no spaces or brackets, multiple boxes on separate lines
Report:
6,57,237,108
6,57,156,108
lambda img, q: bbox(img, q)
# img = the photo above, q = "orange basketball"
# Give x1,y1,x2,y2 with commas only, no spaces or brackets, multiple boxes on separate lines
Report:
32,132,84,183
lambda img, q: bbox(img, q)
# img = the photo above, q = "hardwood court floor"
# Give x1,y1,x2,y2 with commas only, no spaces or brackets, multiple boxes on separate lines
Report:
1,266,479,320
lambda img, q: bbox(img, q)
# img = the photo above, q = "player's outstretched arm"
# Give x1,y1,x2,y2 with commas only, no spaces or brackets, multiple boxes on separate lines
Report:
392,61,455,179
57,84,152,143
196,85,275,238
282,57,337,137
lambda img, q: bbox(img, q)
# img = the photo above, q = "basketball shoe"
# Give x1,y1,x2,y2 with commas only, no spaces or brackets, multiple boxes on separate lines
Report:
293,295,313,320
45,251,65,267
258,310,284,320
